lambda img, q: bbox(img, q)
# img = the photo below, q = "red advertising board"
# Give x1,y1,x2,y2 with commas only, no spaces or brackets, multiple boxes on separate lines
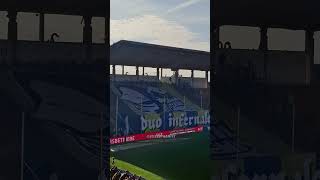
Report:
110,126,203,145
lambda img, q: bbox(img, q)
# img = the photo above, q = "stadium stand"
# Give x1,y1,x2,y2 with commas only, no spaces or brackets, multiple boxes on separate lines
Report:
175,82,210,109
110,76,208,136
109,41,210,179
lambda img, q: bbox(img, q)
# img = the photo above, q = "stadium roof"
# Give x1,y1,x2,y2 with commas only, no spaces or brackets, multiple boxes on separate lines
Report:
110,40,210,71
0,0,107,17
213,0,320,30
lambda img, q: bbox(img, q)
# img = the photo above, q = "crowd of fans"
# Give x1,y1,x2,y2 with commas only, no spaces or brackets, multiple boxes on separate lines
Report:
110,166,146,180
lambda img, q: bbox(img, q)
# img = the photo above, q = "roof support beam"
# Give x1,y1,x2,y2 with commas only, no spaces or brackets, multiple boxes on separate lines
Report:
136,66,139,76
83,15,92,62
259,26,268,51
175,70,179,85
112,65,116,77
7,10,17,41
157,68,160,79
259,26,269,81
191,70,194,87
105,15,108,44
39,13,45,42
83,15,93,43
305,29,314,85
205,71,209,82
7,10,18,64
136,66,140,80
213,25,220,50
212,25,220,83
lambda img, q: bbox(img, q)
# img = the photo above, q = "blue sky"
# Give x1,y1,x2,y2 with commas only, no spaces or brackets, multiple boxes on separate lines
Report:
110,0,210,51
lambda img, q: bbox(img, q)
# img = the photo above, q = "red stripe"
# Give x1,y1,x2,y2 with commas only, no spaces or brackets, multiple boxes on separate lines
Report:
110,126,203,145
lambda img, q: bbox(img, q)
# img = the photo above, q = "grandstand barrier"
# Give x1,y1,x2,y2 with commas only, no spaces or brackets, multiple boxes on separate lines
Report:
110,126,203,145
112,74,159,82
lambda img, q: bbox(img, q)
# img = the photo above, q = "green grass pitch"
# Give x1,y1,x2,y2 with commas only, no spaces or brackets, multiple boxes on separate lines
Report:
110,131,211,180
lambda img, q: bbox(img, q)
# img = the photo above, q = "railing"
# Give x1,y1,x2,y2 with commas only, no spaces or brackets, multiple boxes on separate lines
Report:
110,74,160,82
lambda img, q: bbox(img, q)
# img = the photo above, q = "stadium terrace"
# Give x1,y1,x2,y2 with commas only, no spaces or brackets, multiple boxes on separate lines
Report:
110,40,210,138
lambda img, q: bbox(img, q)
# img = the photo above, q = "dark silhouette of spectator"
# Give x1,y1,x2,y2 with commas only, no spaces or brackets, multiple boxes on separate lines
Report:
224,41,232,49
48,33,60,43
